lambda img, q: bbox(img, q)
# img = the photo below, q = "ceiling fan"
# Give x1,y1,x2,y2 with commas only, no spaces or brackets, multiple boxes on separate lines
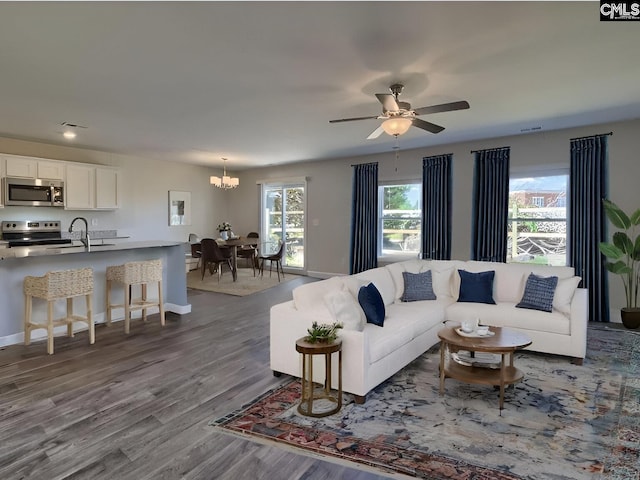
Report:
329,84,470,139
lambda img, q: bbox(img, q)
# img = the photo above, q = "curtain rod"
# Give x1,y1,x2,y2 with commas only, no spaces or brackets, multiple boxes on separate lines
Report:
570,131,613,141
350,161,378,167
470,146,510,154
423,152,454,159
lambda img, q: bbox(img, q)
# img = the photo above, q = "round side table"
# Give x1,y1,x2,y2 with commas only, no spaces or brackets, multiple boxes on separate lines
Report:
295,337,343,417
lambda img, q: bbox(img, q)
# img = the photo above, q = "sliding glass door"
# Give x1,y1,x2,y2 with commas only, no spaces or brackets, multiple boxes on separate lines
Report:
262,182,305,270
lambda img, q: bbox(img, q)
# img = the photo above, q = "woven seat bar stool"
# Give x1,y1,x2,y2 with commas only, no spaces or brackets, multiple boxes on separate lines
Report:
106,259,165,334
23,267,94,355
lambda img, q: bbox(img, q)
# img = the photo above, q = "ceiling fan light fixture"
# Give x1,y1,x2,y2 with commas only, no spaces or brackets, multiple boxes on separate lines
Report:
210,158,239,189
381,117,412,136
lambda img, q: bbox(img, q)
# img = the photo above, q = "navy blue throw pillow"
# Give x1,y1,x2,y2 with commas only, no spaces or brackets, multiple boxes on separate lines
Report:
516,273,558,313
358,283,385,327
457,269,496,304
401,270,437,302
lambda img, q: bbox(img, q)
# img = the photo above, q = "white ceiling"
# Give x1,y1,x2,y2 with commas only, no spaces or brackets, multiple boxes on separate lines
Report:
1,2,639,170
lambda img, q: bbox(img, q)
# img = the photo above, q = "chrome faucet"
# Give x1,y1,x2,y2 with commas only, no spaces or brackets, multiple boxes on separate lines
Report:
69,217,90,251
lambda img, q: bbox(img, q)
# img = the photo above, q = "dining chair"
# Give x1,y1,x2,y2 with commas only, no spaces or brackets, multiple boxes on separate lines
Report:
258,240,285,281
200,238,234,281
188,233,202,271
237,232,260,274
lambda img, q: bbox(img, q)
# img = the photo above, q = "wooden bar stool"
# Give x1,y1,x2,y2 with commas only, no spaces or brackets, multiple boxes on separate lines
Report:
105,259,165,334
23,268,94,355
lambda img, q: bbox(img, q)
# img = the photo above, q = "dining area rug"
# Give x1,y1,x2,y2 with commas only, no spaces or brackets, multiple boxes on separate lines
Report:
187,267,298,296
212,326,639,479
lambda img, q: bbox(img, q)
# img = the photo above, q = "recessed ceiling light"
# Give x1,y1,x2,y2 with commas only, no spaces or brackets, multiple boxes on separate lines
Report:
63,131,76,139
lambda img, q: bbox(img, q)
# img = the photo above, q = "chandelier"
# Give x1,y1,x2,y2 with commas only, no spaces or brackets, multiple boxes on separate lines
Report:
210,158,239,189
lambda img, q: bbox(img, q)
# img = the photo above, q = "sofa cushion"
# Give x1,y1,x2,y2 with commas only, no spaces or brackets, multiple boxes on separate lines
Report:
553,276,581,316
457,270,496,304
367,316,415,363
386,301,448,339
324,290,365,331
354,266,396,306
401,270,436,302
446,302,570,335
358,283,386,327
293,276,344,311
516,273,558,313
387,260,425,302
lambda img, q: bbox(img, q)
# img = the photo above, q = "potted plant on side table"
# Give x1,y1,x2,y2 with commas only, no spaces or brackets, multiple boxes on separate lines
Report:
305,321,343,343
599,199,640,329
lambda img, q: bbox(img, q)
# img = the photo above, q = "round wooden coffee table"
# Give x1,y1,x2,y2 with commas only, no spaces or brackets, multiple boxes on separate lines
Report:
438,326,532,410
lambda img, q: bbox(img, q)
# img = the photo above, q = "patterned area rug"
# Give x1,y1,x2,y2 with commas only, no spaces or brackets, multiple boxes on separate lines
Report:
187,267,298,296
213,326,639,479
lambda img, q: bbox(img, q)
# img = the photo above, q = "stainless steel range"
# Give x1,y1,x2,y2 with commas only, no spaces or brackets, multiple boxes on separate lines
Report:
1,220,72,247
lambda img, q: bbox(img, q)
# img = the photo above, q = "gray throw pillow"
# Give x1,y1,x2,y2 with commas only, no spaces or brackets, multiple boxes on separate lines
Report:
401,270,437,302
516,273,558,313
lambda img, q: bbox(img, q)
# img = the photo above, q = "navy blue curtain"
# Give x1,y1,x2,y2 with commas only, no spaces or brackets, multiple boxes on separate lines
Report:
350,162,378,274
471,147,510,262
421,154,452,260
569,134,610,322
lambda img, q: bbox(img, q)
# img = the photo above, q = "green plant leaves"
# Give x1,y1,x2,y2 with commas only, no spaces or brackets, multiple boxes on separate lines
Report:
603,199,631,229
599,241,623,259
605,261,632,275
613,232,634,256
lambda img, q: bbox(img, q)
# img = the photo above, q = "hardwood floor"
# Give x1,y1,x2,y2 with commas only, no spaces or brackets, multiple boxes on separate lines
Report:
0,274,392,480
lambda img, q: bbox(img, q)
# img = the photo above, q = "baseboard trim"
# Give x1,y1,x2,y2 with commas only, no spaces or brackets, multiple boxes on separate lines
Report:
0,302,191,348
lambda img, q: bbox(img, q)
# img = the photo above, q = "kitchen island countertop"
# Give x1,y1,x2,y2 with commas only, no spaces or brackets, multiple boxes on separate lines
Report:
0,240,184,260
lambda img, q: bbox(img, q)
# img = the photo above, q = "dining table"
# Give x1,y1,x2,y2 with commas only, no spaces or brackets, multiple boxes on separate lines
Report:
217,236,256,281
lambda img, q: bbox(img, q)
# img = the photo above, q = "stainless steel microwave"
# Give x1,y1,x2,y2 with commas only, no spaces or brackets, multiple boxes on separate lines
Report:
3,177,65,207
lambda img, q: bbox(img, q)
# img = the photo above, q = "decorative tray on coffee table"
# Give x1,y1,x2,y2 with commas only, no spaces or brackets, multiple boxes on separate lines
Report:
454,328,495,338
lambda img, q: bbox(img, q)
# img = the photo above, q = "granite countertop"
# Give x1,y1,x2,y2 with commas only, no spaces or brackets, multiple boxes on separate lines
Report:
0,240,184,260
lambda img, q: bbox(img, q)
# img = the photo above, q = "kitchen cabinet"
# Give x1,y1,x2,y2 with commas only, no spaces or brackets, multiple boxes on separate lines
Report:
4,155,64,180
95,167,121,209
65,164,121,210
65,164,95,209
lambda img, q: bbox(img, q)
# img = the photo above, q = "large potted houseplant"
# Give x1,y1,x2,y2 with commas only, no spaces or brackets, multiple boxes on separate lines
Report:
599,199,640,329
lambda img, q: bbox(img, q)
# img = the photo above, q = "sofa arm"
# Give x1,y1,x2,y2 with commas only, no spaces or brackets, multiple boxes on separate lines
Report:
569,288,588,359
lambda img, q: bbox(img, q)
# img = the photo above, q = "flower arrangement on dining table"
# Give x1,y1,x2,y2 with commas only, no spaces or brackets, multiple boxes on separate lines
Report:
217,222,232,232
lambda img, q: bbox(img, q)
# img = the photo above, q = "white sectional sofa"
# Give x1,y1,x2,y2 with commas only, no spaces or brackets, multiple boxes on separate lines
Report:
270,259,588,403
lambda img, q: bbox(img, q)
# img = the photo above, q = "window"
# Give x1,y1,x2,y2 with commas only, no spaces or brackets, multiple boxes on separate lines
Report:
379,183,421,257
507,172,568,266
261,181,305,270
530,196,545,207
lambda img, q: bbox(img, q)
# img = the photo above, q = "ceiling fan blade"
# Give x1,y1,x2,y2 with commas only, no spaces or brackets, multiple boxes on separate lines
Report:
375,93,400,112
412,118,445,134
366,125,385,140
413,100,470,116
329,115,379,123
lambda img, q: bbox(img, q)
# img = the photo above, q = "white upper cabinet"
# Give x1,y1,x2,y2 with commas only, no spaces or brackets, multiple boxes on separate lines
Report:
95,167,121,209
4,155,64,179
1,153,121,210
37,161,65,180
65,164,96,210
65,164,121,210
